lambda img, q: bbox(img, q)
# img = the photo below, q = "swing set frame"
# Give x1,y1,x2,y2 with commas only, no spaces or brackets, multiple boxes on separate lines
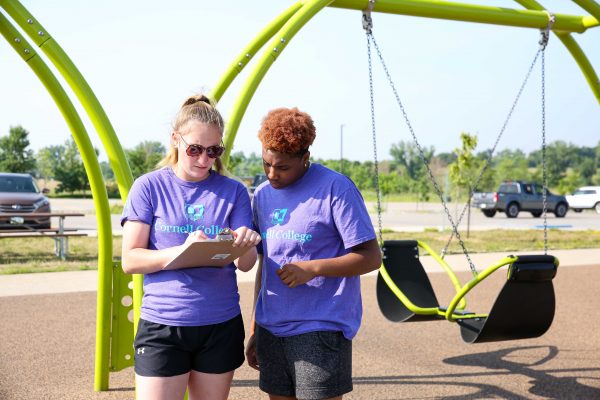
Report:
1,0,599,391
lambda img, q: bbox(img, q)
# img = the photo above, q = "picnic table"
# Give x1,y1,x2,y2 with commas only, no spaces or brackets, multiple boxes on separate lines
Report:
0,212,87,259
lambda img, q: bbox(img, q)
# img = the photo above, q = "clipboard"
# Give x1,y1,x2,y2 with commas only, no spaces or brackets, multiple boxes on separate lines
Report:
163,239,252,270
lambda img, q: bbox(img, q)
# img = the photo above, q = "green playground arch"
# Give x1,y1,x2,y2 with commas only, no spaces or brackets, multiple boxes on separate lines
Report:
1,0,599,392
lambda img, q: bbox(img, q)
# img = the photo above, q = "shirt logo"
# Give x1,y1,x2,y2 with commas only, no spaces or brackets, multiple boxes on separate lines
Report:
271,208,288,225
185,204,204,221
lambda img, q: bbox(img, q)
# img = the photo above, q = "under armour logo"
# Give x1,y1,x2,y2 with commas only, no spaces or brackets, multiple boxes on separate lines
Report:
137,347,145,355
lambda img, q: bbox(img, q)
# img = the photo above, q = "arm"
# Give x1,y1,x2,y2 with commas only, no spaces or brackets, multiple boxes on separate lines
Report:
232,226,260,272
121,220,184,274
276,239,382,288
245,254,263,370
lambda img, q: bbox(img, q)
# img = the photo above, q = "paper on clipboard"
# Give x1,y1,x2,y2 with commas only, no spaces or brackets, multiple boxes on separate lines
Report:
163,239,252,270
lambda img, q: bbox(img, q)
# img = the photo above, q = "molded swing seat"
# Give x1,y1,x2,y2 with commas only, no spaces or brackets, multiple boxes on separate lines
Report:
377,240,444,322
458,255,557,343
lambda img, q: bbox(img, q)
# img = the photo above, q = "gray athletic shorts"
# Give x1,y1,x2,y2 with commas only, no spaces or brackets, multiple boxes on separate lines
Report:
256,325,353,400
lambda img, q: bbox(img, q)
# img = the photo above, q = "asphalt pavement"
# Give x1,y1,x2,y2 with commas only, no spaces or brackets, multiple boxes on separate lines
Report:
1,261,599,399
1,198,598,399
49,199,600,235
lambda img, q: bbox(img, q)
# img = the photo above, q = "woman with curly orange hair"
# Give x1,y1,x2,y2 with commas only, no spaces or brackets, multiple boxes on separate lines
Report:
246,107,382,400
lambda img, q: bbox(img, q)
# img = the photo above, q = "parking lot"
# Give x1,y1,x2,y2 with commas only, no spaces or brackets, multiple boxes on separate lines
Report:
48,199,600,234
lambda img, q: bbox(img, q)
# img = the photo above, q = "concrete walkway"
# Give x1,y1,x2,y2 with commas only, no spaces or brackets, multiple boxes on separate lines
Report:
1,248,598,297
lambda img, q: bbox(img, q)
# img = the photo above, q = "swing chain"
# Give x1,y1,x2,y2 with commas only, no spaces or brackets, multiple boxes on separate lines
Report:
539,11,555,50
541,50,548,254
363,0,383,246
366,34,384,246
365,7,551,272
366,31,478,275
362,0,375,34
441,45,545,257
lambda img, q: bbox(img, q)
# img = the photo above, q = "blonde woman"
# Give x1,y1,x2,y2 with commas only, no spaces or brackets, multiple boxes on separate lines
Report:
121,95,261,400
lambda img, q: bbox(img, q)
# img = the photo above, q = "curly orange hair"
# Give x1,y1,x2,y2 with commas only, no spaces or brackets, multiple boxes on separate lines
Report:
258,107,316,155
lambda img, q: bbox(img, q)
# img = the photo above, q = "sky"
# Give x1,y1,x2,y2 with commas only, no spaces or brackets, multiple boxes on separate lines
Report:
1,1,599,164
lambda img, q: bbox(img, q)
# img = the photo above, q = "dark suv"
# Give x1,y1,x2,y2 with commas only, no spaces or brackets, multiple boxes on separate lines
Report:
0,173,51,229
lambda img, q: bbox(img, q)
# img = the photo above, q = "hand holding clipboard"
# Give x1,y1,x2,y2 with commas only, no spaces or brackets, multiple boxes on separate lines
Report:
163,227,261,270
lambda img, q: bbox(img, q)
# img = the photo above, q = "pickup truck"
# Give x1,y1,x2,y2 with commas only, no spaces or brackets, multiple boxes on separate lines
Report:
471,181,569,218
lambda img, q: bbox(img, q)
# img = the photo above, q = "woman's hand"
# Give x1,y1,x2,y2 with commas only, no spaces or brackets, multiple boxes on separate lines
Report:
232,226,260,272
276,261,316,288
232,226,262,248
245,333,259,370
184,229,209,245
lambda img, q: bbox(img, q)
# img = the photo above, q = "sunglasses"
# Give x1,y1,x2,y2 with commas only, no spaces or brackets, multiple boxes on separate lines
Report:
178,134,224,158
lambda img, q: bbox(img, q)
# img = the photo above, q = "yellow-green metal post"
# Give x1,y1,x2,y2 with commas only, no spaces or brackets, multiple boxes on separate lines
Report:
0,11,113,391
221,0,335,166
514,0,600,104
445,256,517,321
0,0,134,199
329,0,597,31
0,0,137,391
211,1,303,103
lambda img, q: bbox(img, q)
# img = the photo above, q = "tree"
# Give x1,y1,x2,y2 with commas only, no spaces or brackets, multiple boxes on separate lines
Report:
449,133,482,195
557,171,584,195
389,140,435,201
578,158,596,183
449,132,482,236
528,141,573,187
36,145,64,188
0,125,36,173
389,141,433,181
492,149,529,188
230,152,264,178
53,138,88,194
436,152,457,166
99,160,115,181
125,141,166,179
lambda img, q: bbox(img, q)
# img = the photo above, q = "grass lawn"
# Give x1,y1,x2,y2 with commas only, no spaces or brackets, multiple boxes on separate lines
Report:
1,229,599,274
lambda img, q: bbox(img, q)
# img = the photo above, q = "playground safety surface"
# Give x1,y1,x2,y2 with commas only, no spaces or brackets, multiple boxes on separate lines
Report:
1,264,599,399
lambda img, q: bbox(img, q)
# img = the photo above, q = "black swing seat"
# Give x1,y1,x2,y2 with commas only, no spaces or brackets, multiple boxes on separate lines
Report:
377,240,445,322
458,255,558,343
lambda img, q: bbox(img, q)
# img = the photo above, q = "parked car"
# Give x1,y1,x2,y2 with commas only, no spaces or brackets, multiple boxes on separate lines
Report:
471,181,569,218
249,173,268,194
0,173,51,229
566,186,600,213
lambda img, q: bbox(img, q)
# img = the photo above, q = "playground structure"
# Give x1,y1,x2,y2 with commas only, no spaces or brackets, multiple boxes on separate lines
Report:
0,0,599,392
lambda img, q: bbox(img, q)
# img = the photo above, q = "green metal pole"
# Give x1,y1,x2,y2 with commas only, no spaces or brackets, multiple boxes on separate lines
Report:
514,0,600,104
211,1,303,103
445,256,518,322
0,0,134,199
573,0,600,22
221,0,335,166
0,0,137,391
329,0,597,32
554,32,600,104
0,12,113,391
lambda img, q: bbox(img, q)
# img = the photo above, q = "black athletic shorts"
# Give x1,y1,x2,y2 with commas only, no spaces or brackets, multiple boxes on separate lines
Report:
134,314,245,377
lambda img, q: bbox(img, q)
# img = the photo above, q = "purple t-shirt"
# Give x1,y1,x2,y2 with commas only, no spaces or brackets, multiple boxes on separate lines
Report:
121,167,252,326
252,163,376,339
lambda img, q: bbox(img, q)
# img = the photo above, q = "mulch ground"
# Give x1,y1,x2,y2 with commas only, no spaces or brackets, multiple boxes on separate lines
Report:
1,265,599,399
